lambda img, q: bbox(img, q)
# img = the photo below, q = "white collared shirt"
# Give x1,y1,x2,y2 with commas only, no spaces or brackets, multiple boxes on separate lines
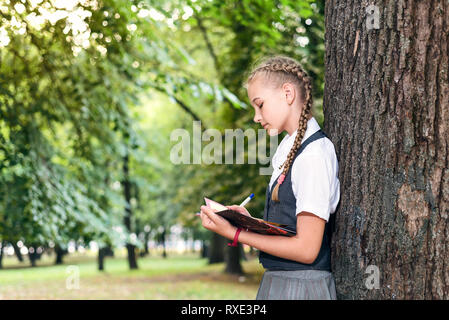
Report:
268,117,340,222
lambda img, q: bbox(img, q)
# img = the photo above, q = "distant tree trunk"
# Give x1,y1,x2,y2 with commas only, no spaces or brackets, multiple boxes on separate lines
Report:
208,233,226,264
201,241,208,258
123,153,138,269
158,228,168,258
0,241,5,269
98,247,106,271
28,246,38,267
54,245,67,265
98,247,109,271
144,232,150,256
240,244,247,261
224,245,243,275
140,232,149,257
325,0,448,299
11,242,23,262
98,246,114,271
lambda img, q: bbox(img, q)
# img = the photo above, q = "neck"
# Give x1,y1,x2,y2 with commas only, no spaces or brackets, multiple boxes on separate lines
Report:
285,113,312,136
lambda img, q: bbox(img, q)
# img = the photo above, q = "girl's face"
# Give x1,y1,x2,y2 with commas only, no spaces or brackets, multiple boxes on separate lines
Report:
247,75,299,136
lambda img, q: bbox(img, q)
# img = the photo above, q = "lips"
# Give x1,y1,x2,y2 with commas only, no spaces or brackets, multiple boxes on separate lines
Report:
263,123,269,129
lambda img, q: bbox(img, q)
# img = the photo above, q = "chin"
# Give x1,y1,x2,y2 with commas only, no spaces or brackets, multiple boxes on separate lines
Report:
267,127,281,136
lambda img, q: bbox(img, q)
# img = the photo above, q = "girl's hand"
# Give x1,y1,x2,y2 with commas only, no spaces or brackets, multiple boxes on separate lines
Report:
199,205,236,240
226,205,252,218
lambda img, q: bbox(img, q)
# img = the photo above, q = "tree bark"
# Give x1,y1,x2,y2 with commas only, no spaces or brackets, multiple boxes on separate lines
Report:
325,0,448,299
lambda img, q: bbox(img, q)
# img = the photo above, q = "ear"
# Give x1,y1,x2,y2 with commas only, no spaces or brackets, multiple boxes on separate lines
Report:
282,82,296,105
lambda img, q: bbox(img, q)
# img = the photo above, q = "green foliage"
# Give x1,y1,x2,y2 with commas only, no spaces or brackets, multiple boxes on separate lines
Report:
0,0,325,256
0,0,149,249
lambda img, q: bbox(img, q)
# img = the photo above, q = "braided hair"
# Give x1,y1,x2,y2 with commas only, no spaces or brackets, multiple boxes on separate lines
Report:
244,56,314,202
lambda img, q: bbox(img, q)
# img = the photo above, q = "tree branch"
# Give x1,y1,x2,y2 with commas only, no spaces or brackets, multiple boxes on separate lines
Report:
190,5,221,76
150,84,207,131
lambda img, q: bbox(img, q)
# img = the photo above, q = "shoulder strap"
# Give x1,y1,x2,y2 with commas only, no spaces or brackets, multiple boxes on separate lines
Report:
293,129,327,160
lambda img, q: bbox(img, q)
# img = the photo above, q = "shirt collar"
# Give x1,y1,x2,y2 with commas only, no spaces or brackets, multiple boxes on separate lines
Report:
272,117,321,168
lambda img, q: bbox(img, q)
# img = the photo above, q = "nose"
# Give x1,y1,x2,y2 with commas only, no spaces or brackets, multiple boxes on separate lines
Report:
253,110,263,124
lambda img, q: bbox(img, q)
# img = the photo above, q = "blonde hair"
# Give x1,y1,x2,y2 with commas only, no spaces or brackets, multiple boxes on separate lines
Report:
245,55,313,202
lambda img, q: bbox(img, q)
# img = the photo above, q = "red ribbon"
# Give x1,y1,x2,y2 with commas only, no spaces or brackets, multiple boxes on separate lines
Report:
227,228,242,247
277,174,286,185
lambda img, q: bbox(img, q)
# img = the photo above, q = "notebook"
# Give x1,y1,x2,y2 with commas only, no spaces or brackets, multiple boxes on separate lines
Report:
204,197,296,237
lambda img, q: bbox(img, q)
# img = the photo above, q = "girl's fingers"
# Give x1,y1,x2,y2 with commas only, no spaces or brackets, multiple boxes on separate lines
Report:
200,206,218,223
201,205,214,214
200,206,233,238
226,205,251,217
227,205,243,212
200,210,214,228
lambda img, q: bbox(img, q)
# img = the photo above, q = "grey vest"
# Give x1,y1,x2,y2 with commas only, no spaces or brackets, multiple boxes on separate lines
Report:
259,129,332,271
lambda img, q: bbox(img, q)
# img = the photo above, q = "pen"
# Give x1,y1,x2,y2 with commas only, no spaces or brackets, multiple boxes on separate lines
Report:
195,193,254,216
239,193,254,207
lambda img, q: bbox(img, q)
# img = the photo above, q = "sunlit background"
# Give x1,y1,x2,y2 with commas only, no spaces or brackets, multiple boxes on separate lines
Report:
0,0,324,299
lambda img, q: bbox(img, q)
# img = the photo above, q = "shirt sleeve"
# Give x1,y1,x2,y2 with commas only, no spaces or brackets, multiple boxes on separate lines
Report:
291,153,333,222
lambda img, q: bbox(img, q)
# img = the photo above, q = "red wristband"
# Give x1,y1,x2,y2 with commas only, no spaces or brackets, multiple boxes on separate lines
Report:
227,228,242,247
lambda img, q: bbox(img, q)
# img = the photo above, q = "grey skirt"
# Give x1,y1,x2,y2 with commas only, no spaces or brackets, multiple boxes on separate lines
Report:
256,269,337,300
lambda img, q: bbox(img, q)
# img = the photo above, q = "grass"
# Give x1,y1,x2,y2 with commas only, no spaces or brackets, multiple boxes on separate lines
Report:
0,251,265,299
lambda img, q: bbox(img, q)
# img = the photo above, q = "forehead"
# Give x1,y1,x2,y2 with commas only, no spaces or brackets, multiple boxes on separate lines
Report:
247,75,270,100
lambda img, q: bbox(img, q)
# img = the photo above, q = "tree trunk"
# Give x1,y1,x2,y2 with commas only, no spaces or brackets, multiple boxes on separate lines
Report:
140,232,149,257
224,244,244,275
98,247,106,271
123,153,138,269
54,245,67,265
144,232,150,256
160,228,167,258
11,242,23,262
28,246,38,267
201,241,208,258
0,241,5,269
208,233,226,264
325,0,448,299
240,244,247,261
98,246,114,271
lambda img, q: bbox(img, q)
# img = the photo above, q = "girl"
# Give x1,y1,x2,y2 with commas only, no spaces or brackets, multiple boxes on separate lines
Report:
199,55,340,300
